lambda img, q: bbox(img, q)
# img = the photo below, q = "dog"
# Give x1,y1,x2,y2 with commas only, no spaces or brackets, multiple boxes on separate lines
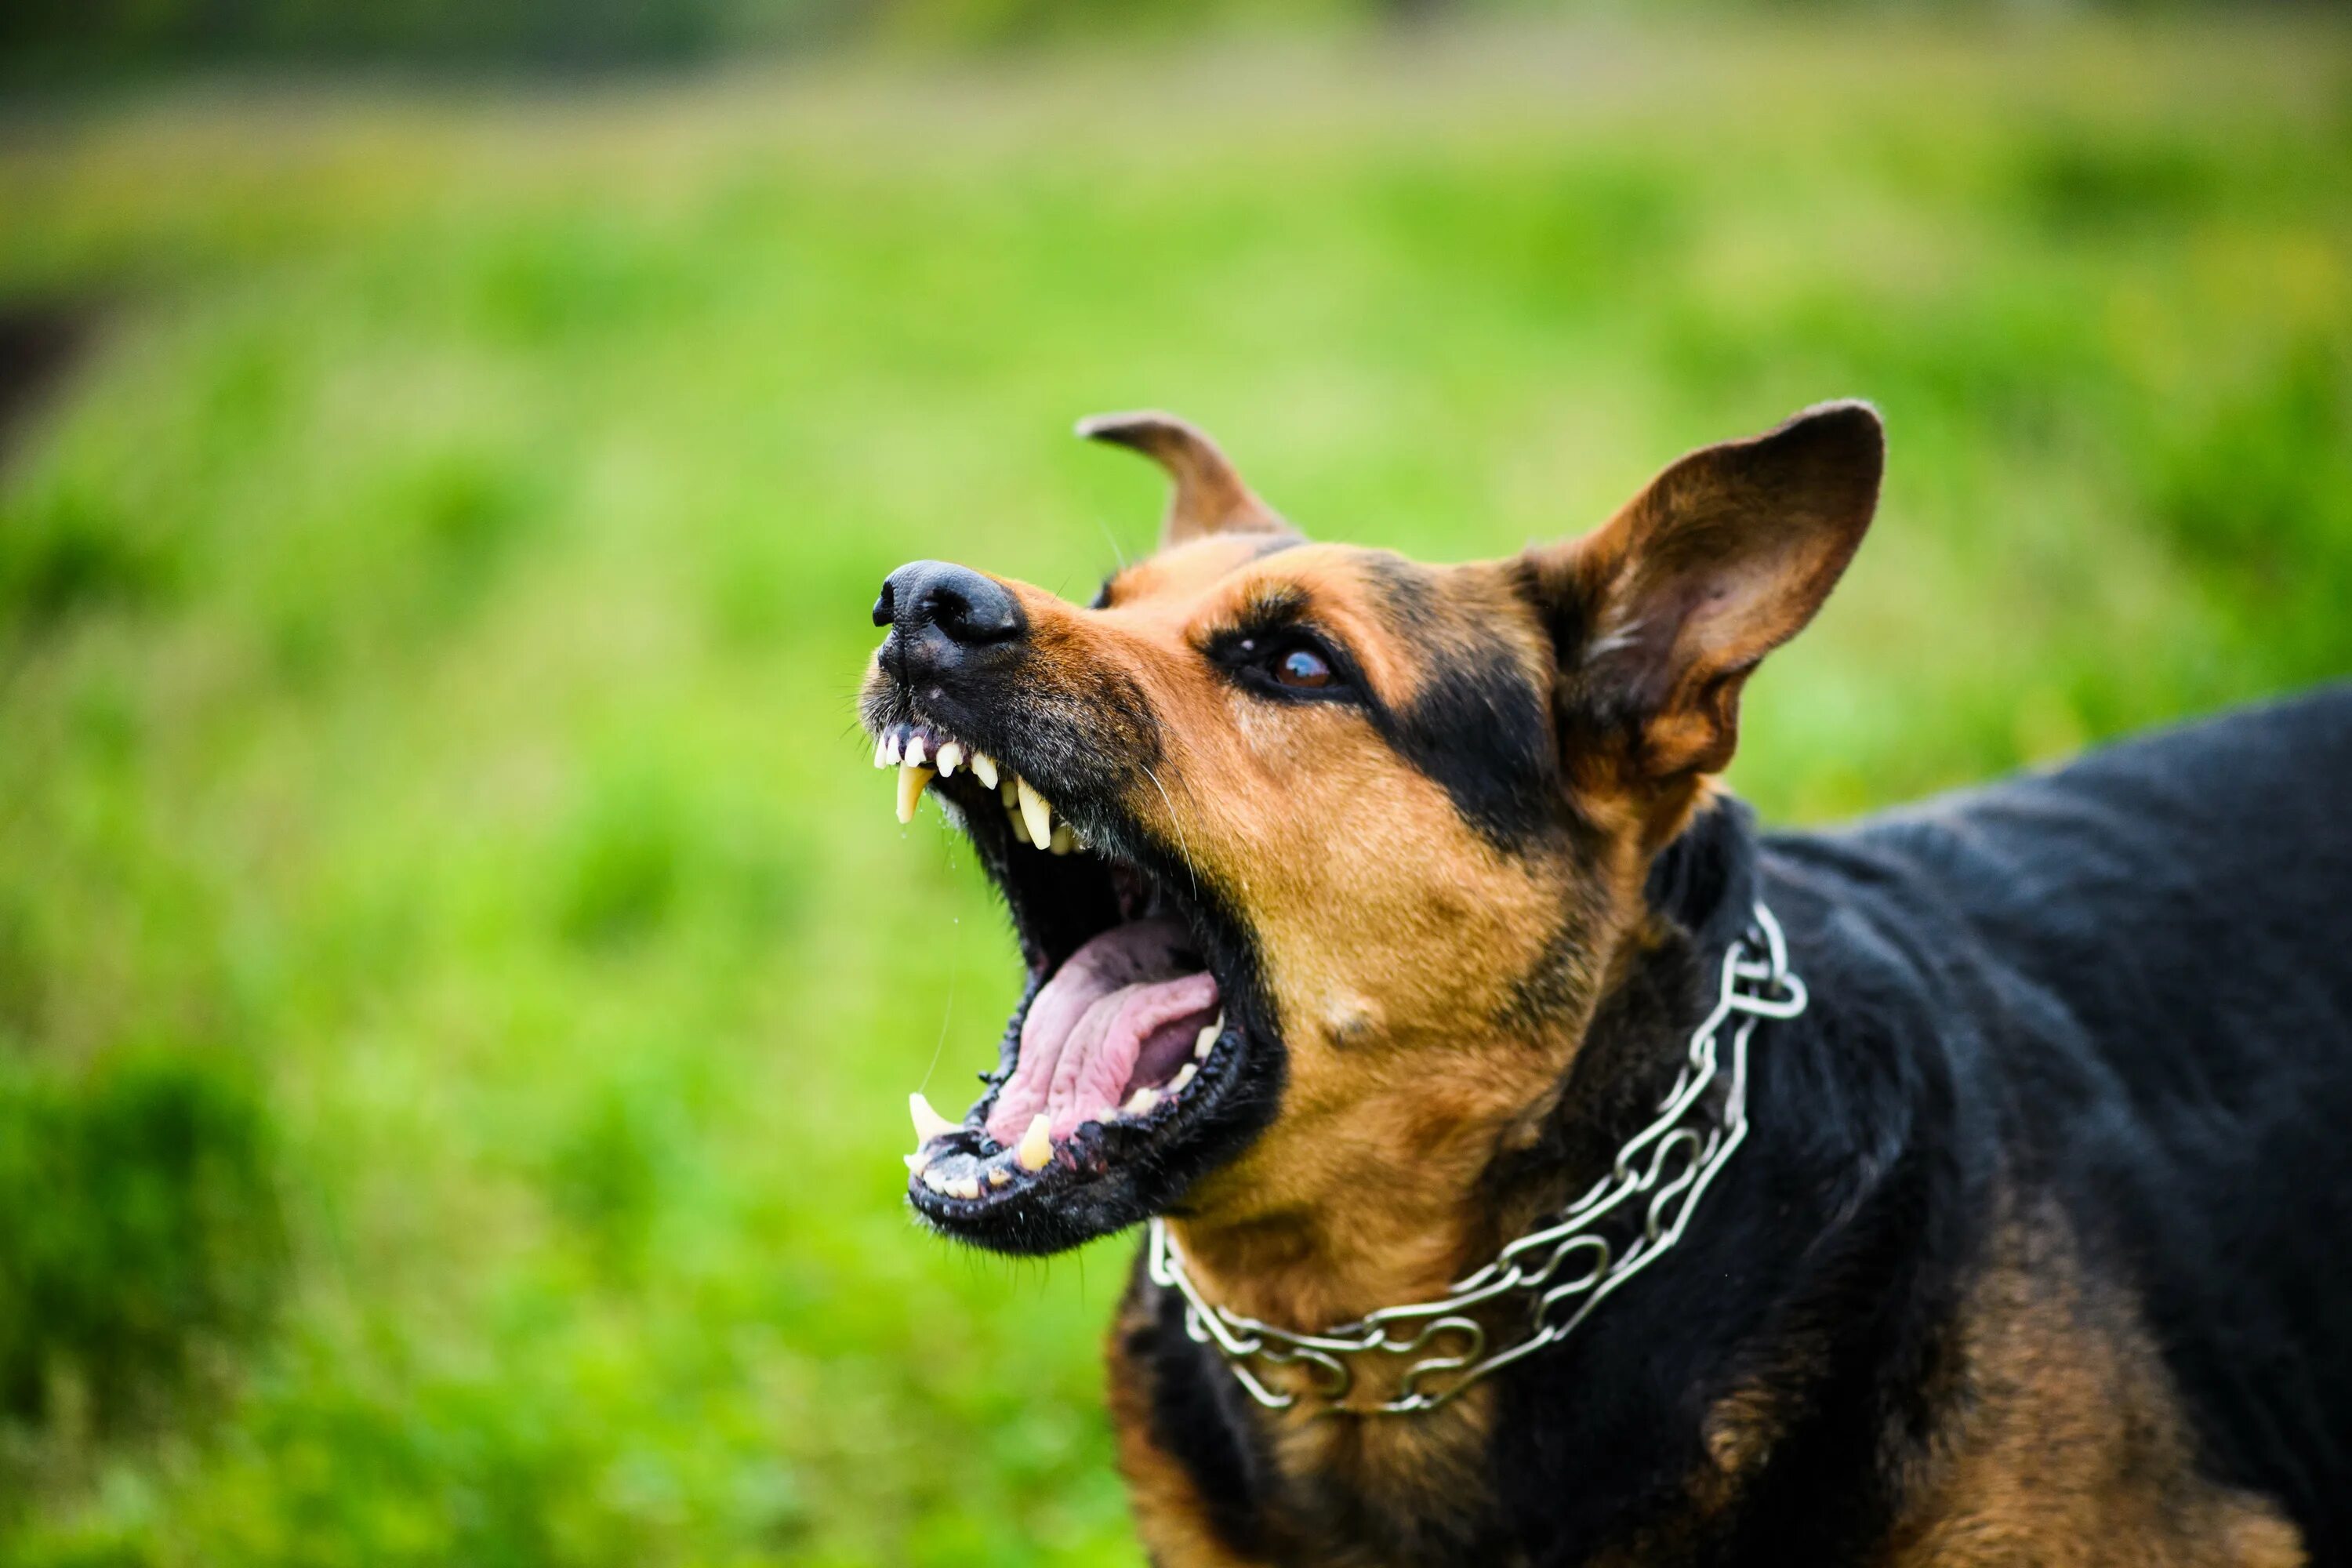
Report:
858,403,2352,1566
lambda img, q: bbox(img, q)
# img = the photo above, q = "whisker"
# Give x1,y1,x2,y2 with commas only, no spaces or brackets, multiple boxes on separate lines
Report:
1095,521,1131,575
1139,760,1199,902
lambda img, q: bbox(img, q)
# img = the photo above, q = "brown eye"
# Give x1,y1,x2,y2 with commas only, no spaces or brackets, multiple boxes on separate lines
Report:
1275,648,1332,688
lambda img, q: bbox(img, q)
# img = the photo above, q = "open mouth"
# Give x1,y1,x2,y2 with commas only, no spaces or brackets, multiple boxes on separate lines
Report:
871,719,1273,1254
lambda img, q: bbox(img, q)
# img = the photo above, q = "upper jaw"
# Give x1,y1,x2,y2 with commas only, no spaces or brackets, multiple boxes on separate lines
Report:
872,717,1085,857
862,702,1283,1254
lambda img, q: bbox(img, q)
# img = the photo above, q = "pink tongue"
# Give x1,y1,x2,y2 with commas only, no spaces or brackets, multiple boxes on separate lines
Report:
985,919,1219,1145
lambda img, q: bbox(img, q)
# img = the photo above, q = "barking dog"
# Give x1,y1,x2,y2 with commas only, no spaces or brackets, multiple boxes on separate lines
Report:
859,405,2350,1566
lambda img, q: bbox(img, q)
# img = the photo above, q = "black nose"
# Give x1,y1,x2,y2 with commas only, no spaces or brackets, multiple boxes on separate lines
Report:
873,560,1025,667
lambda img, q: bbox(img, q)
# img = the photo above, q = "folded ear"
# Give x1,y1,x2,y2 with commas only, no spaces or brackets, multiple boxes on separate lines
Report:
1076,411,1290,547
1523,401,1883,786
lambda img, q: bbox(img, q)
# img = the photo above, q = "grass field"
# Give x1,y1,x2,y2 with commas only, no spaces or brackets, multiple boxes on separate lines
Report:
1,16,2349,1565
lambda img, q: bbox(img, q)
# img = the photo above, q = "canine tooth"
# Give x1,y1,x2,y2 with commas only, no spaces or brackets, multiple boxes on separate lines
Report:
1123,1087,1160,1116
1195,1016,1222,1060
896,764,934,824
909,1091,957,1145
987,1167,1010,1189
936,741,964,777
906,734,928,768
1005,799,1030,845
1016,779,1053,850
971,753,1000,789
1049,823,1078,856
1016,1112,1053,1171
1170,1062,1197,1094
905,1149,931,1173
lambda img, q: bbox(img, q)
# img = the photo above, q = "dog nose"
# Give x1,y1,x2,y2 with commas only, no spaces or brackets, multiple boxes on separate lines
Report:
873,560,1025,670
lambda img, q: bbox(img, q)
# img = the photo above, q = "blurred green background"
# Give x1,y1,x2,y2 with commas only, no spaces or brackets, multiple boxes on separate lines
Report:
2,6,2349,1563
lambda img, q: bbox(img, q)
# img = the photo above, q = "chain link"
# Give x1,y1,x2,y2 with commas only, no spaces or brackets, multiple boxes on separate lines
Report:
1148,902,1806,1417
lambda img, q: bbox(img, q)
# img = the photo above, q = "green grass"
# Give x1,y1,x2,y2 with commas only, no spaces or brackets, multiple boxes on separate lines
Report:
1,17,2349,1564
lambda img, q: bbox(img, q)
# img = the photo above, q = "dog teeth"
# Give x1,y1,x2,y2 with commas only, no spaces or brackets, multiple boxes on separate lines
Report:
1123,1086,1160,1117
1016,778,1053,850
1170,1062,1197,1094
909,1091,957,1145
920,1168,983,1201
987,1166,1010,1189
868,729,1074,857
896,762,934,824
1016,1112,1054,1171
1195,1015,1221,1060
905,1149,931,1173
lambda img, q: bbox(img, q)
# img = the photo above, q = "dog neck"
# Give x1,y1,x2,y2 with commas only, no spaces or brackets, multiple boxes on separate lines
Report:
1161,800,1764,1408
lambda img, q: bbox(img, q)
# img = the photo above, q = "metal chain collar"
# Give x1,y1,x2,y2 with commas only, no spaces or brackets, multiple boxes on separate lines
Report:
1147,902,1807,1418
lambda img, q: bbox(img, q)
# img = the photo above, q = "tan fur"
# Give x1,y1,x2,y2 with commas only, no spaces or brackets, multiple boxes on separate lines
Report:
1881,1200,2303,1568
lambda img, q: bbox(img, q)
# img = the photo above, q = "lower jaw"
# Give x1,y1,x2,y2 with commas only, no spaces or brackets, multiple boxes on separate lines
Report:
909,1161,1160,1255
909,1014,1226,1200
904,1010,1274,1254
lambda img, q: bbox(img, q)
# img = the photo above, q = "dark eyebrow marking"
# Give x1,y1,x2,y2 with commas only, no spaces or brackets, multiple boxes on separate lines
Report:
1363,557,1564,852
1224,584,1312,638
1385,651,1559,852
1361,551,1440,634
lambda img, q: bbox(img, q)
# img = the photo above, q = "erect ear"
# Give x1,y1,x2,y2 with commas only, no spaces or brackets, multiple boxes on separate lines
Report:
1524,401,1884,786
1076,410,1291,548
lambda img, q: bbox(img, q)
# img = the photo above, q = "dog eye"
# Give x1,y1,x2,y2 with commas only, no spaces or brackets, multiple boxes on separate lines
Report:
1272,648,1333,689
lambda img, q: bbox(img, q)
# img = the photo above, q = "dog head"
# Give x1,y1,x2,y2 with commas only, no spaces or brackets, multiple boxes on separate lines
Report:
862,405,1882,1259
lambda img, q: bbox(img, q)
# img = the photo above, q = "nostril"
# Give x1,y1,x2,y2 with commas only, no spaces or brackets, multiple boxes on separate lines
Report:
879,560,1025,649
931,586,993,643
927,572,1020,645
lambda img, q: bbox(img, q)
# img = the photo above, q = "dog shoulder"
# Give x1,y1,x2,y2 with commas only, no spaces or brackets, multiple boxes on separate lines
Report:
1879,1192,2304,1568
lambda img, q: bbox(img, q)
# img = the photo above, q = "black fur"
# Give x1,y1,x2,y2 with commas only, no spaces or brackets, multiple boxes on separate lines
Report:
1134,684,2352,1564
1134,1283,1279,1559
1377,652,1560,852
1362,554,1565,851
